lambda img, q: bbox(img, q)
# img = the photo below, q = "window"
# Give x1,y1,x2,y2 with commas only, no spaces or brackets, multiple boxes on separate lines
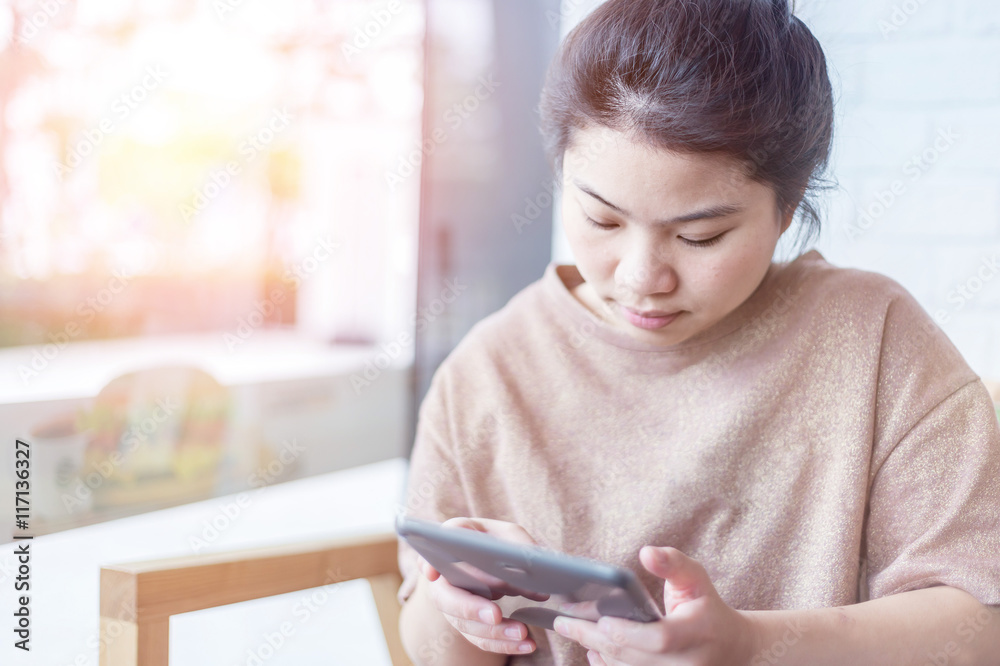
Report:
0,0,424,537
0,0,422,348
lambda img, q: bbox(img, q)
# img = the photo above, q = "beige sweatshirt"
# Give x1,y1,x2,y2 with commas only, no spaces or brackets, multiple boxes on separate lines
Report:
396,249,1000,665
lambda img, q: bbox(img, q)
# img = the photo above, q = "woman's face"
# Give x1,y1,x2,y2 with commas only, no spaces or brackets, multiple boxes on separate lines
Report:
561,126,794,346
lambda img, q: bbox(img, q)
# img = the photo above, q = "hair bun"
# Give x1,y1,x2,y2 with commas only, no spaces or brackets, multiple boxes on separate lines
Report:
771,0,793,24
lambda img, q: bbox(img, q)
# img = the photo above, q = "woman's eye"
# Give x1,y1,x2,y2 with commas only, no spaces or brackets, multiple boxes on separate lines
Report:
680,233,725,247
585,217,618,230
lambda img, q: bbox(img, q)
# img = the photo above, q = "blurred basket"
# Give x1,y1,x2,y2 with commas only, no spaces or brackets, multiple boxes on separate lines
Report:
79,366,230,511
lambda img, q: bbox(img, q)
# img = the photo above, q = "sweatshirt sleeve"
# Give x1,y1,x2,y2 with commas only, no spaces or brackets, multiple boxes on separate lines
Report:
863,286,1000,604
865,378,1000,604
396,364,471,606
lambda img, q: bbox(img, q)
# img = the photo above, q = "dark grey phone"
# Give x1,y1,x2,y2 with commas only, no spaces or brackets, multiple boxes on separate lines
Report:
395,515,662,630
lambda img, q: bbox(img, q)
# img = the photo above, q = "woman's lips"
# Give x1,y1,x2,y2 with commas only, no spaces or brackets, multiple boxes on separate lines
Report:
620,305,683,330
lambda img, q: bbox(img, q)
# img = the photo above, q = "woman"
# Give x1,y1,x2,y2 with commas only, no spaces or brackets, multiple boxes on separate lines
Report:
397,0,1000,664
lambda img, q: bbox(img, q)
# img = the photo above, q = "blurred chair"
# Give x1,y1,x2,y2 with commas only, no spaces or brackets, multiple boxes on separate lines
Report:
98,530,412,666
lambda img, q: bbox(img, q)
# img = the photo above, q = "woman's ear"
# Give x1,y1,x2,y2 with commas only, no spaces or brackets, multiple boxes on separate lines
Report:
780,206,795,234
779,187,807,233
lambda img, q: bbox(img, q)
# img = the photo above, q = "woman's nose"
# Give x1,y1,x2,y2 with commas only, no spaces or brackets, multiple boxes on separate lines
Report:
615,247,678,298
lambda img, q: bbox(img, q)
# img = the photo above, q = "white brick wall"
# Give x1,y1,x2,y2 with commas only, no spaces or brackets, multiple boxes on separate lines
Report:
804,0,1000,378
552,0,1000,378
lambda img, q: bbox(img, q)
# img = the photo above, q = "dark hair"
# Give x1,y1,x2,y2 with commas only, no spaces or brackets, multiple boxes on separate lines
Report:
538,0,835,253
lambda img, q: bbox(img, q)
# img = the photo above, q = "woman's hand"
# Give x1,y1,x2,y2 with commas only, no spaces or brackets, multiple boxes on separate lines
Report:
418,517,548,656
552,546,759,665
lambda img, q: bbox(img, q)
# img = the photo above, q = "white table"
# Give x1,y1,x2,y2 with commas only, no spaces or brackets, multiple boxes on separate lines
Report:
0,457,409,665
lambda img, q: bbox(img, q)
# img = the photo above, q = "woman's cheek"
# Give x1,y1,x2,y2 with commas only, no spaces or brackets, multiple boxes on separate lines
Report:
564,219,602,261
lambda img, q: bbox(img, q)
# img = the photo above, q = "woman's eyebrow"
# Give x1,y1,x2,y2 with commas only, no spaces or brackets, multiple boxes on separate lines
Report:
573,178,744,224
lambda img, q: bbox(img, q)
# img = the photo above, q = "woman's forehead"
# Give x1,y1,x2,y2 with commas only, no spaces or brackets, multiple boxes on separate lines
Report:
564,131,755,202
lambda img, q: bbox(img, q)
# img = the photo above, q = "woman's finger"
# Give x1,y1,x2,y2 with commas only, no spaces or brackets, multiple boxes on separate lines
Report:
452,563,551,602
417,556,440,581
558,599,601,621
554,614,694,663
443,516,539,546
446,627,537,656
640,546,715,612
426,572,505,625
424,574,537,654
586,650,608,666
444,612,535,646
596,613,696,653
439,517,551,601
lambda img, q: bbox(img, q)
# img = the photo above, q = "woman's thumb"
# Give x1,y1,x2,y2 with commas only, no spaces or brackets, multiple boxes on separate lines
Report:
640,546,711,609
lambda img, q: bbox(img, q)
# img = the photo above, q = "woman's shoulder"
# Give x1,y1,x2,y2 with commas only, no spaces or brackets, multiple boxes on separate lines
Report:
785,249,912,301
780,249,938,333
790,249,975,391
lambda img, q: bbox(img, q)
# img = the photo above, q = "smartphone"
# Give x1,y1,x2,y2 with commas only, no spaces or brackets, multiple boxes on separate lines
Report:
395,515,662,629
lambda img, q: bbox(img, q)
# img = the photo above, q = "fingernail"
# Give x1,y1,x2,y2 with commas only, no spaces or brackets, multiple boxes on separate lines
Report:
519,642,533,652
504,626,522,639
553,617,567,634
479,608,494,624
